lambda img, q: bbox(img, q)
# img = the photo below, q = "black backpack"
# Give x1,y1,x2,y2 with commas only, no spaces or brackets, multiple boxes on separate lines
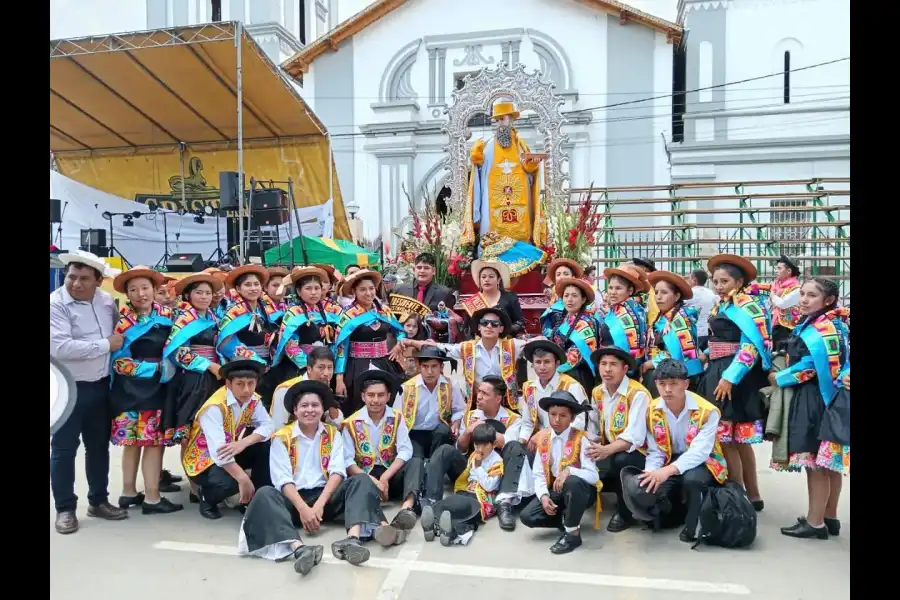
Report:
693,482,757,549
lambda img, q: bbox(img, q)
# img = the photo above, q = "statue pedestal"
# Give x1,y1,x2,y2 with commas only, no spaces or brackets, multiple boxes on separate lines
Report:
456,270,549,335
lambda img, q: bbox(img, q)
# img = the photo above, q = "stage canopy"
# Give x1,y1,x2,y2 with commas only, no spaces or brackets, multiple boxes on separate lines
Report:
50,21,351,240
264,236,380,274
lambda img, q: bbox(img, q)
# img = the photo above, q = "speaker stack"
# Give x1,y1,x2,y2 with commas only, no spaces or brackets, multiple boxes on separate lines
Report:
250,189,289,228
80,229,108,256
166,253,206,273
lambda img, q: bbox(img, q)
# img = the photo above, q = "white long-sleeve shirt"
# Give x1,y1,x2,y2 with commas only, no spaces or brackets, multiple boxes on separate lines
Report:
771,288,801,309
197,390,275,468
392,375,466,431
532,426,599,500
342,406,413,468
49,286,118,382
685,286,717,337
465,449,503,493
457,406,522,451
269,421,347,491
519,373,588,442
437,338,529,381
644,394,720,474
586,376,650,451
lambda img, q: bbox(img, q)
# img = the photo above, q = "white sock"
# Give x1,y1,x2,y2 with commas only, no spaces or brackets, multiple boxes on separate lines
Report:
808,521,825,529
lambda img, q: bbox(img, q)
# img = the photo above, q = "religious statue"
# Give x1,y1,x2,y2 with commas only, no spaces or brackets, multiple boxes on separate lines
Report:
461,100,548,253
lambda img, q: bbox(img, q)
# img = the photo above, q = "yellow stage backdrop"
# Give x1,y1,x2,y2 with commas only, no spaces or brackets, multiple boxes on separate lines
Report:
55,140,351,240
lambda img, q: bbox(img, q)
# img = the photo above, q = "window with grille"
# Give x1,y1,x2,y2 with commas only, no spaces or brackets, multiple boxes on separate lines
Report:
770,199,810,256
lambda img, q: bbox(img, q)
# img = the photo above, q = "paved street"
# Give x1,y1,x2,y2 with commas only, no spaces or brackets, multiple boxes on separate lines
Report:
50,441,849,600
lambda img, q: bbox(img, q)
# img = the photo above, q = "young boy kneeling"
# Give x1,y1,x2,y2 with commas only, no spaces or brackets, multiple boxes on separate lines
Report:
519,391,599,555
420,422,503,547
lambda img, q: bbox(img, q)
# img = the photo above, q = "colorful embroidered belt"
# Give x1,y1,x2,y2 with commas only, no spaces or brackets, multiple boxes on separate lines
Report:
349,340,389,359
249,345,270,359
190,345,220,364
297,344,318,355
708,341,741,360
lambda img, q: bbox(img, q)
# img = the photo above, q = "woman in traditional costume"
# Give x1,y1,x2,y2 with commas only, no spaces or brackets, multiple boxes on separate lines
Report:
697,254,771,511
217,264,284,410
310,263,345,315
271,266,339,382
333,269,406,414
265,267,291,317
599,265,649,378
109,266,183,515
641,270,703,397
771,278,849,539
769,255,803,353
162,272,225,500
540,277,599,393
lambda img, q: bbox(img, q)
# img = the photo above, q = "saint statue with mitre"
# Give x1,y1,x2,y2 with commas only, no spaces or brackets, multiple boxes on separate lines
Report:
462,99,548,254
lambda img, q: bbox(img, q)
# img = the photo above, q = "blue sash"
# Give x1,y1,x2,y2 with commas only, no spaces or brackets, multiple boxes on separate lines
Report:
798,322,840,404
722,301,772,370
555,318,597,374
111,311,175,384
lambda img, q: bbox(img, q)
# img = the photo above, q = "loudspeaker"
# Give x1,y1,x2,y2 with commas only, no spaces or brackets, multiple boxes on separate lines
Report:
50,199,62,223
166,253,205,273
80,228,106,248
251,209,289,228
251,189,286,211
219,171,241,210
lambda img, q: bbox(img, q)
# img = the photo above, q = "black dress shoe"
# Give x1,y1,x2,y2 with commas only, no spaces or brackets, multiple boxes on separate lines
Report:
199,500,222,520
159,481,182,493
118,492,145,509
550,533,582,555
142,497,184,515
679,528,697,543
797,516,840,536
607,513,635,533
781,521,828,539
751,499,765,512
161,469,184,485
189,492,200,504
497,502,516,531
291,545,324,576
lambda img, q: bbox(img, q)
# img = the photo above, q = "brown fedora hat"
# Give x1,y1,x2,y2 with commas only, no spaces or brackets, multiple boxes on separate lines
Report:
544,258,584,286
603,265,649,294
339,268,383,297
554,276,595,305
225,264,270,288
707,254,758,283
267,266,290,279
174,273,224,295
113,265,166,294
647,270,693,300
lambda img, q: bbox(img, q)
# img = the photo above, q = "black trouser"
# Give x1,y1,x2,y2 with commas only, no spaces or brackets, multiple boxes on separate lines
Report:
599,451,647,519
433,491,482,536
655,464,718,534
424,445,468,502
519,477,596,530
370,459,425,504
408,423,452,459
50,377,112,512
191,440,273,506
498,441,528,497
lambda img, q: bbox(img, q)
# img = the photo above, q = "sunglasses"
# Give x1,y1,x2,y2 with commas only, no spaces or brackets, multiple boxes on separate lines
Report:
479,319,502,328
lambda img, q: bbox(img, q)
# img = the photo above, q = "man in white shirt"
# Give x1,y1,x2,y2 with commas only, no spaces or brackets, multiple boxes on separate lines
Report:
520,391,599,555
271,347,344,429
50,251,127,534
343,370,421,548
684,270,717,350
585,346,652,533
519,340,589,450
182,360,275,520
239,380,384,575
631,359,727,543
393,347,466,458
423,376,531,532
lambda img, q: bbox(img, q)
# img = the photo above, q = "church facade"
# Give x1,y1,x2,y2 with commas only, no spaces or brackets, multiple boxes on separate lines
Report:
284,0,682,243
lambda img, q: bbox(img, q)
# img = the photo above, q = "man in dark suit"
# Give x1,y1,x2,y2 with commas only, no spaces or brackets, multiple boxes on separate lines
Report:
394,252,456,314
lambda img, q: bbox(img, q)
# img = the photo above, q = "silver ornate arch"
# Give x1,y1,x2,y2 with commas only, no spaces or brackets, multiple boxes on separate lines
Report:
441,62,569,216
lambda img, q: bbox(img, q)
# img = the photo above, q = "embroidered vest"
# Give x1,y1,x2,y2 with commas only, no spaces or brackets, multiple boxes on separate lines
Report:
460,338,518,411
772,279,802,330
453,453,505,520
399,378,452,431
535,427,605,528
182,387,261,477
341,410,399,473
646,392,728,484
521,374,579,437
272,423,335,476
590,378,650,451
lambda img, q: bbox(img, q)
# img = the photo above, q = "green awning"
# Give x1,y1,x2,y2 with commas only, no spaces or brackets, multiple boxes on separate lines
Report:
264,236,380,273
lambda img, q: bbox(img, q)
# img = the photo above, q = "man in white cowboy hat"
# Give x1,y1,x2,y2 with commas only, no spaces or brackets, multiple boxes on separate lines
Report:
50,250,128,534
462,98,547,253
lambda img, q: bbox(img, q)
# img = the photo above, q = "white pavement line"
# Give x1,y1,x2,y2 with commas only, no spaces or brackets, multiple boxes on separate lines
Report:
375,542,422,600
153,541,751,595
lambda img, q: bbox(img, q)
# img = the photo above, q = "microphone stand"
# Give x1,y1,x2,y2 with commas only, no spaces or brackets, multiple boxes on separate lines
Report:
206,208,228,264
154,210,173,269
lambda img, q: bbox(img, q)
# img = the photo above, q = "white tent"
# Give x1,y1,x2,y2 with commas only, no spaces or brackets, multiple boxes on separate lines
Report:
49,170,334,267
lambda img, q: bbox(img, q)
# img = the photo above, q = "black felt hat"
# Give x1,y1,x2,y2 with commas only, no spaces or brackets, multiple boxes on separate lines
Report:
522,339,566,363
776,255,801,277
538,390,589,415
631,257,657,272
414,346,451,362
470,307,513,338
620,465,659,523
219,359,266,380
481,418,508,436
591,346,638,372
353,369,398,398
283,379,337,415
